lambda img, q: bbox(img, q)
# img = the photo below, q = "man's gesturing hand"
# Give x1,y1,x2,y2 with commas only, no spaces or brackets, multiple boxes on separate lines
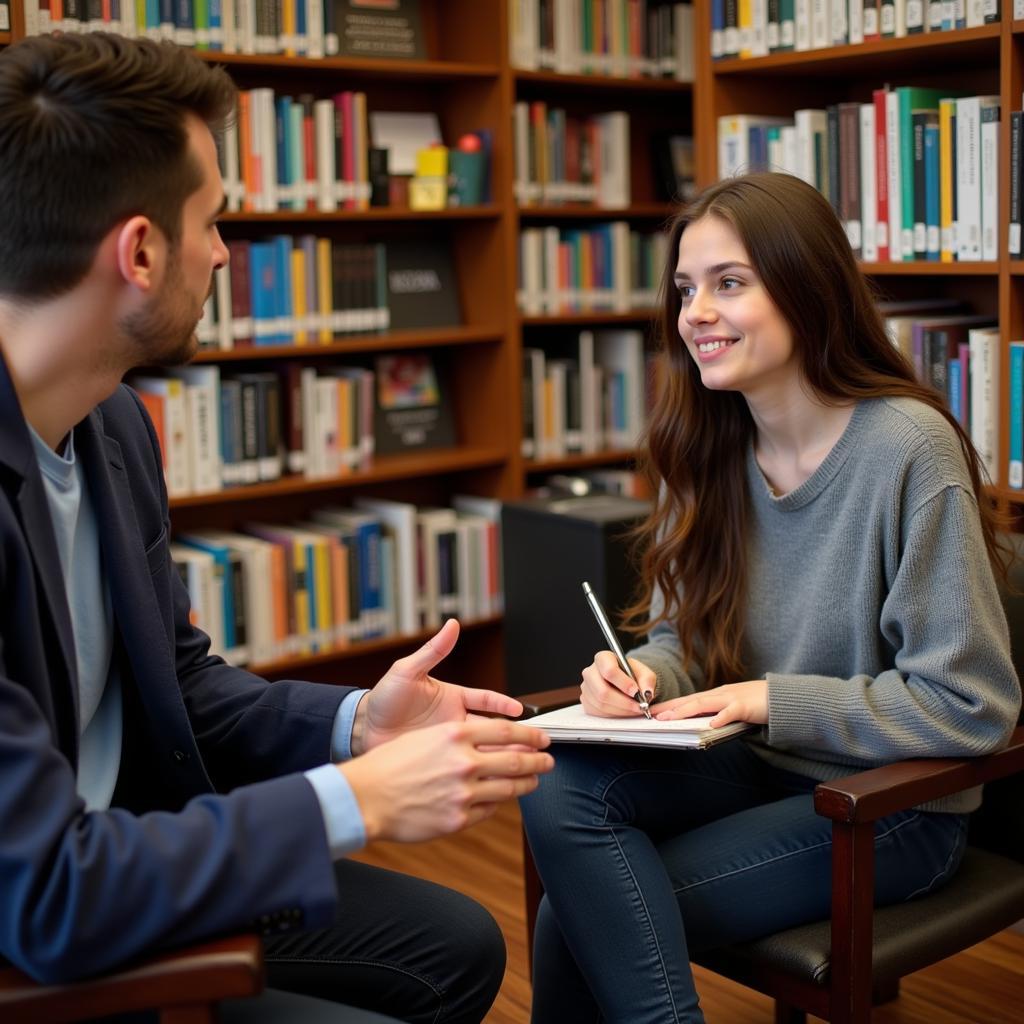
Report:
340,718,554,843
353,619,527,755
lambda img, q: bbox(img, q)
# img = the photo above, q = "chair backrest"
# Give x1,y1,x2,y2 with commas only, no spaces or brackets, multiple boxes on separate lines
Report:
967,531,1024,862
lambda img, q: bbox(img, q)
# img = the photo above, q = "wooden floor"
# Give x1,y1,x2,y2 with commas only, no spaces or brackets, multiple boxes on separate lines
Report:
353,801,1024,1024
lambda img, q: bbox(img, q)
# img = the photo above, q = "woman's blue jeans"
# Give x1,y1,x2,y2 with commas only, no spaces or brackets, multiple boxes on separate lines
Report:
520,738,968,1024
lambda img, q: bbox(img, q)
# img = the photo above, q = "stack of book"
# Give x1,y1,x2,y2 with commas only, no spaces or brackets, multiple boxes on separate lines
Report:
718,87,1001,263
21,0,422,60
711,1,1002,61
219,88,373,214
169,495,503,667
198,238,389,352
509,0,695,80
513,104,630,208
521,329,651,459
517,223,667,314
130,360,379,496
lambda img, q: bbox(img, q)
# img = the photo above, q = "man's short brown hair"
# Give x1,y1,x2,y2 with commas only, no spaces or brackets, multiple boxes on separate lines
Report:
0,32,237,300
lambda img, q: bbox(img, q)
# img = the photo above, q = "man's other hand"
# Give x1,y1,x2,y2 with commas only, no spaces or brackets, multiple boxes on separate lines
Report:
340,718,554,843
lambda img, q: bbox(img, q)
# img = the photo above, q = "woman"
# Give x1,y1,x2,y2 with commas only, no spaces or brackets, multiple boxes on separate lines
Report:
520,173,1021,1024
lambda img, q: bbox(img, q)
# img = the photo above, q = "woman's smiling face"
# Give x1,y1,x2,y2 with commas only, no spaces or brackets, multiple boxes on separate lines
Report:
674,214,800,402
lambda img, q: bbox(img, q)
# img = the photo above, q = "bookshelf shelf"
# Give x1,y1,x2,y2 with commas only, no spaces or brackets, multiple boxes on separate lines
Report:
524,450,639,474
220,206,502,223
200,52,501,82
0,32,10,46
860,262,1000,277
249,614,503,677
168,447,509,510
521,311,657,326
711,25,1001,79
514,69,692,94
1010,262,1024,276
517,203,674,221
191,326,504,363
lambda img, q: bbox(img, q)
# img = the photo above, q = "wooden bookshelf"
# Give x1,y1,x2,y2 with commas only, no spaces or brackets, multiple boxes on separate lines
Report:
191,326,504,362
524,449,639,474
521,311,658,326
219,206,502,223
514,68,693,93
167,446,509,510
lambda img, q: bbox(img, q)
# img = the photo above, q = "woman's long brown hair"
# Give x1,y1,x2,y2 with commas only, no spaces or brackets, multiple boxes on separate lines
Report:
621,172,1009,687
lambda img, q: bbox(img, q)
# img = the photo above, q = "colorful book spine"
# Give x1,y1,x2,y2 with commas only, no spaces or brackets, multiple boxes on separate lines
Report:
1010,341,1024,489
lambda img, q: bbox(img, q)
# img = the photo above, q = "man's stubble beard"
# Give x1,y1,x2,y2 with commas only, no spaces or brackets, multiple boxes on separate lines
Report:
120,249,212,369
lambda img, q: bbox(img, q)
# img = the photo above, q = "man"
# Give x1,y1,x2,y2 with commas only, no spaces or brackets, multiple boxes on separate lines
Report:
0,31,553,1024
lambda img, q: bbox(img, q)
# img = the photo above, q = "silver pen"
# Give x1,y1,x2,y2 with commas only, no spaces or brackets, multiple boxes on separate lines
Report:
582,581,652,720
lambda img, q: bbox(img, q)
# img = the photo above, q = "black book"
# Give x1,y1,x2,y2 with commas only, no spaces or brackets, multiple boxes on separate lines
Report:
1011,111,1023,258
384,238,462,330
331,0,426,61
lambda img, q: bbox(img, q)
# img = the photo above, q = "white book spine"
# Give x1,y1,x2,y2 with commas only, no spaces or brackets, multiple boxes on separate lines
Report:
795,0,812,49
969,327,1000,484
956,96,982,262
980,100,1000,262
860,103,878,263
849,0,865,44
886,91,903,261
314,99,337,212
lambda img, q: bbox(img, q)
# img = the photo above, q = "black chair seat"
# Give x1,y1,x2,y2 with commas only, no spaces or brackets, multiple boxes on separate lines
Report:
695,846,1024,992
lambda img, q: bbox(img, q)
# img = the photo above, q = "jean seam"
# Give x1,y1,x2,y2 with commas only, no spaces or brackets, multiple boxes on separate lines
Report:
607,823,682,1023
902,815,966,901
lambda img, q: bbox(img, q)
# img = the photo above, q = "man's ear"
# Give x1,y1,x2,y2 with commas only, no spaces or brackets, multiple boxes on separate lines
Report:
114,215,163,292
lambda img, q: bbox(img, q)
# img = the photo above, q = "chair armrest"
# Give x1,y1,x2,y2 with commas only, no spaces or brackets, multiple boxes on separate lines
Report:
518,686,581,718
0,933,263,1023
814,724,1024,825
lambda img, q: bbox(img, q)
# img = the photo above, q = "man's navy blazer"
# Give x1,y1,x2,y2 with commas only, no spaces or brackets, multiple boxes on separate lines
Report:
0,353,355,982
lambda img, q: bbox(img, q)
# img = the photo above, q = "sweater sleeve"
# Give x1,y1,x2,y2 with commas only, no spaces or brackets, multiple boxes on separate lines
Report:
766,485,1021,760
625,581,707,702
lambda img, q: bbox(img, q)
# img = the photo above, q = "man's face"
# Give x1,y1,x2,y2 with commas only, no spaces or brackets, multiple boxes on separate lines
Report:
121,115,228,367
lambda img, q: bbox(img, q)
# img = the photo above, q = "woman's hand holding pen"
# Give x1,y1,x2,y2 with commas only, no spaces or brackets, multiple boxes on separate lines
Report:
580,651,657,718
652,680,768,728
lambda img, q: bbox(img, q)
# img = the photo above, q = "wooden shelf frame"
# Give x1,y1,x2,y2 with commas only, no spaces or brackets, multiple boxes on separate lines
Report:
190,326,504,362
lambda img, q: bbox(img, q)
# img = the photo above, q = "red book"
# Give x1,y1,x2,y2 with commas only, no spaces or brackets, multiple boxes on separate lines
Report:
226,240,253,347
872,86,890,263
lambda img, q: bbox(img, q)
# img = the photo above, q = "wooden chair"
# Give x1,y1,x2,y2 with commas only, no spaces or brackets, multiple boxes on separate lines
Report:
0,932,263,1024
519,537,1024,1024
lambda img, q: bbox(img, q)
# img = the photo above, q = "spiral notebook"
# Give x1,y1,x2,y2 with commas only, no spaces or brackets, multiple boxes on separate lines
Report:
529,703,754,749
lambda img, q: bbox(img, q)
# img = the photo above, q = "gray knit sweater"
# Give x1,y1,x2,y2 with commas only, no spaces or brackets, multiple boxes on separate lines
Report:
628,397,1021,813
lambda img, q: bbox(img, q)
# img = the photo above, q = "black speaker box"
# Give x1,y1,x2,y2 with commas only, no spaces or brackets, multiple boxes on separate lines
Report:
500,494,651,696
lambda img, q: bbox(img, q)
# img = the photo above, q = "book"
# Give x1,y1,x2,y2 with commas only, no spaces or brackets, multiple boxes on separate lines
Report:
329,0,425,61
384,238,461,329
529,703,755,750
373,352,455,454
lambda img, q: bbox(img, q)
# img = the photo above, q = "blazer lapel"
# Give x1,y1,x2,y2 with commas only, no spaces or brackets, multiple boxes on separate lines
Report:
0,354,80,741
75,407,198,746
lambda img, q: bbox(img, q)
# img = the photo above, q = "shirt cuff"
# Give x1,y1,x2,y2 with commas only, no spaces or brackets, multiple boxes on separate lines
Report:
331,689,369,761
303,763,367,859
